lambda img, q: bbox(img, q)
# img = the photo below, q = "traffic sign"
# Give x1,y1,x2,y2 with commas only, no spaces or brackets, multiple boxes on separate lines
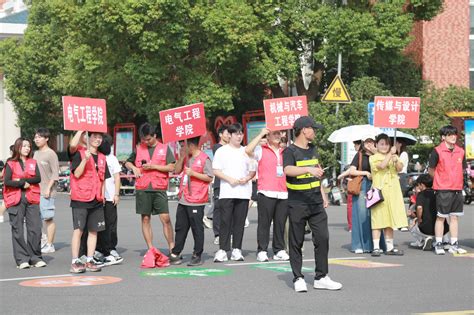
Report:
321,75,351,103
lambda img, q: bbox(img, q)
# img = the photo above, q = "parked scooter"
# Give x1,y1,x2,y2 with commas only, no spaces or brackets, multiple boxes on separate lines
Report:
323,178,343,206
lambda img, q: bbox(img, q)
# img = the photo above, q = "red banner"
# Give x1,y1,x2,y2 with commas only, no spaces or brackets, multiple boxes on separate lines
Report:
263,96,308,131
373,96,420,129
62,96,107,133
159,103,207,143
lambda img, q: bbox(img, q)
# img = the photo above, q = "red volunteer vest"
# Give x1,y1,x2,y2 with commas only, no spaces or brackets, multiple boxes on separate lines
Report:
134,143,169,190
178,152,210,204
3,159,40,208
433,143,464,191
257,145,287,193
70,148,106,202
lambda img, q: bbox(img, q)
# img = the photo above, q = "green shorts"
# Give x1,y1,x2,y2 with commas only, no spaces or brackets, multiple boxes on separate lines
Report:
136,190,169,215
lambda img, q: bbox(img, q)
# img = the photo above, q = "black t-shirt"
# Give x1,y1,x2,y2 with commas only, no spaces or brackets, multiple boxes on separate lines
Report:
415,189,436,235
70,151,111,209
283,143,323,205
415,189,449,236
350,152,371,173
212,143,223,189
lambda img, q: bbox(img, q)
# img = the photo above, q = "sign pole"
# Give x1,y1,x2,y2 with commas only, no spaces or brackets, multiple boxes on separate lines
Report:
86,131,90,151
394,128,397,148
185,139,191,195
333,52,342,180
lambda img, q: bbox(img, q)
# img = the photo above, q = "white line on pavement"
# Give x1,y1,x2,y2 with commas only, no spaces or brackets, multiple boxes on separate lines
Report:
0,274,74,282
224,256,364,267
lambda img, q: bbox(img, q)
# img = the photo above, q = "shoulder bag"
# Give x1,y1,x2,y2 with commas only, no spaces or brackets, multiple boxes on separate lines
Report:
347,152,363,196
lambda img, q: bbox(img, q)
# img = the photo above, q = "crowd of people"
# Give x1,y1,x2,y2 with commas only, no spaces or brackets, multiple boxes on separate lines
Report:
0,117,468,292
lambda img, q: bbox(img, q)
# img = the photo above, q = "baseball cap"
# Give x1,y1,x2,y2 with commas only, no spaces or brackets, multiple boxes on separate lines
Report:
293,116,323,130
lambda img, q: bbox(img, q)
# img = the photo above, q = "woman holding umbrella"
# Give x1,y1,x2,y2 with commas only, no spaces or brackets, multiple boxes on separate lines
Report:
348,134,385,253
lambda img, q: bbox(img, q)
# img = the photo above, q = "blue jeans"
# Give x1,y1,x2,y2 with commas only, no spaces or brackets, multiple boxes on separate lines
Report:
351,178,385,252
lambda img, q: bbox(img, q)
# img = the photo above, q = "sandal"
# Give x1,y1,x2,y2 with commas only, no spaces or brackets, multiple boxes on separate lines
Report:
371,249,382,257
385,248,404,256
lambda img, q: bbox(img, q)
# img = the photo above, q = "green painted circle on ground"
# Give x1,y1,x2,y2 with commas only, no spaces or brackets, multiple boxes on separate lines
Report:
140,267,232,278
252,263,312,273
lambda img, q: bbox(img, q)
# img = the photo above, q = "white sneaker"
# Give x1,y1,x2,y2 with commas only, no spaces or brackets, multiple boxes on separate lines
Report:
409,241,423,248
110,250,120,258
34,260,47,268
104,255,124,266
214,236,219,245
354,249,363,254
434,242,445,255
273,250,290,261
213,249,228,262
203,216,213,229
0,215,4,223
231,248,244,261
257,251,269,262
294,278,307,293
314,276,343,290
448,242,467,254
17,262,30,269
244,217,250,228
41,243,56,254
41,233,47,248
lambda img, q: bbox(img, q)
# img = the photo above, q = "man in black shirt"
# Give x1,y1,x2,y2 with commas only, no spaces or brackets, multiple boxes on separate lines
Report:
283,116,342,293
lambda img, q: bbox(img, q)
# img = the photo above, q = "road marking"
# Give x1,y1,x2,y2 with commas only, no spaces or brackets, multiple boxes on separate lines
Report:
0,274,73,282
415,311,474,315
224,257,365,267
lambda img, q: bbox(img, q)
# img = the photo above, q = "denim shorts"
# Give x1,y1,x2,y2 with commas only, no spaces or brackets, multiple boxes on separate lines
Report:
40,196,56,220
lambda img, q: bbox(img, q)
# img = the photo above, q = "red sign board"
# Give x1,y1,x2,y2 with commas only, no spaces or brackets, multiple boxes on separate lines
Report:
62,96,108,133
373,96,420,129
159,103,206,143
263,96,308,131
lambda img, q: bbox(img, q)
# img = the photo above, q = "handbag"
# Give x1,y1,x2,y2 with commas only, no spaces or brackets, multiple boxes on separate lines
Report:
365,187,384,208
366,172,387,208
347,152,363,196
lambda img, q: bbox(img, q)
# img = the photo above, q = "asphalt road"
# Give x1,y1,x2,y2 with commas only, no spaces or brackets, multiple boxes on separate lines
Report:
0,194,473,314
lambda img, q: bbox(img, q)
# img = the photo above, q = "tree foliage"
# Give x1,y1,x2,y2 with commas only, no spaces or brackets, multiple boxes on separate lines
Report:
0,0,444,137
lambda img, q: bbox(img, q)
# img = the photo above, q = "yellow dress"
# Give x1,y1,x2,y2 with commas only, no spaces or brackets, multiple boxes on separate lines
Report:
369,153,408,229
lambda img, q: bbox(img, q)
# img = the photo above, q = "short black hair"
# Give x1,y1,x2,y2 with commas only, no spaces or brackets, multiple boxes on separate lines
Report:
439,125,457,137
35,127,50,140
416,174,433,188
217,125,228,136
139,123,156,139
294,128,302,137
98,134,112,155
353,140,362,146
187,136,201,147
98,139,111,155
375,133,390,144
227,123,243,135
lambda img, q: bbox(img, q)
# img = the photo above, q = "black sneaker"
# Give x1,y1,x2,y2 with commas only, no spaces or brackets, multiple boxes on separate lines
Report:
169,253,183,265
187,255,202,266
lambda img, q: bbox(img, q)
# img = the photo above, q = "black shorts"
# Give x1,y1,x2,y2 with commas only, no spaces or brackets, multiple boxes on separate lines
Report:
72,206,106,232
436,191,464,218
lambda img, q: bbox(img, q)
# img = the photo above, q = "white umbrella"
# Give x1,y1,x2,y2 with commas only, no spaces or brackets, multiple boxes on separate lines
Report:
328,124,381,143
381,129,417,145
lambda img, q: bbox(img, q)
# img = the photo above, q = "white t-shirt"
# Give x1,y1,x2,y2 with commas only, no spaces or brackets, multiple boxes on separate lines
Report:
399,151,409,174
105,154,122,201
212,145,252,199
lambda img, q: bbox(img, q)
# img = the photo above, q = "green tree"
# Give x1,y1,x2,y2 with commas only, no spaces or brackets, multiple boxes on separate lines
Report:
0,0,444,136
